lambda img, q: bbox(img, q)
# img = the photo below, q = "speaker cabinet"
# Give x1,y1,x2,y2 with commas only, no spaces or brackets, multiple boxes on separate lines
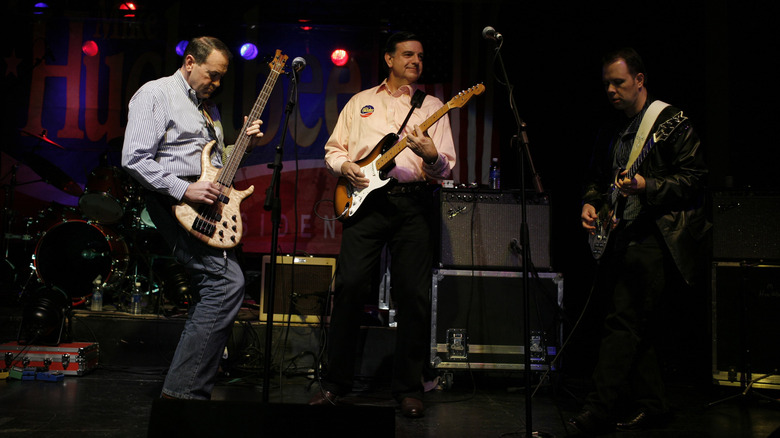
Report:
711,262,780,388
259,255,335,324
712,191,780,260
430,269,563,370
439,189,551,270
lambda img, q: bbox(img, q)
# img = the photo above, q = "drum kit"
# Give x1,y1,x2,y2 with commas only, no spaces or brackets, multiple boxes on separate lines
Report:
2,132,192,314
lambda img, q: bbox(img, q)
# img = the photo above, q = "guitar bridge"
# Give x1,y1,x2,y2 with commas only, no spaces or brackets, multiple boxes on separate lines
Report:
192,216,216,237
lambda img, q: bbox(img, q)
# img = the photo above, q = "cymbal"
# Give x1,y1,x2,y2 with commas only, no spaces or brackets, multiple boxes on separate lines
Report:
17,151,83,196
20,129,64,149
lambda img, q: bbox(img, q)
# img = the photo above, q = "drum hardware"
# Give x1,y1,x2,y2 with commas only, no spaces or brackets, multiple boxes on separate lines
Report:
78,166,132,224
3,137,83,196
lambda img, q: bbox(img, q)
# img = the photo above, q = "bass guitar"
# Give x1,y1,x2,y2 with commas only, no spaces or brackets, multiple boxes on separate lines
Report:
174,50,288,249
588,111,688,259
333,83,485,221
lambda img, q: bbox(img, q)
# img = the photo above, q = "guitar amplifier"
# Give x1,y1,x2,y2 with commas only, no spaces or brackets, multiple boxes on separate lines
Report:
439,189,551,270
712,191,780,261
259,255,336,324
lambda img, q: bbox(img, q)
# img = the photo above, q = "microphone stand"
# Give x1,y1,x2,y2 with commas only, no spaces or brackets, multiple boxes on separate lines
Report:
261,68,298,403
488,36,548,438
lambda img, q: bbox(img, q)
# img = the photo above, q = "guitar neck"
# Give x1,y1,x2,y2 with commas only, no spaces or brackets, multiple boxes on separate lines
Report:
216,68,283,186
376,103,451,169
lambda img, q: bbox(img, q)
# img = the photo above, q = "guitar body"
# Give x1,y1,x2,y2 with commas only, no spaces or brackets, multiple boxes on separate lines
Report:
334,133,398,221
173,141,255,249
586,111,688,259
587,189,624,260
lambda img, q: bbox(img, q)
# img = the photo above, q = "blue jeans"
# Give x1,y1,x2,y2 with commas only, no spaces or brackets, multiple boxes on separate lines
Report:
146,194,245,400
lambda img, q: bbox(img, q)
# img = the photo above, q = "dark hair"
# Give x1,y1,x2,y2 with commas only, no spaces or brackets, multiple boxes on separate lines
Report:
384,31,422,55
602,47,647,85
183,36,233,64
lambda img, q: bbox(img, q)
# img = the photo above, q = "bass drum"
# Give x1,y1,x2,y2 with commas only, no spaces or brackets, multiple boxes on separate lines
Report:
34,219,129,297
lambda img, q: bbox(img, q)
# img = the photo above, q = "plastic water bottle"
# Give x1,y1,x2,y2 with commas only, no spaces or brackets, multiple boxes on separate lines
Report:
90,275,103,312
131,281,143,315
488,157,501,189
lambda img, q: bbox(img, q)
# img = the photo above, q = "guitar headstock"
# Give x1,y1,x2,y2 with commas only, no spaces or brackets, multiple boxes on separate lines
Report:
269,49,288,74
447,83,486,109
653,111,688,143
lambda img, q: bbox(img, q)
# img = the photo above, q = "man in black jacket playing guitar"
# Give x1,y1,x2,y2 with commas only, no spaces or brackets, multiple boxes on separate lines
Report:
572,47,709,434
308,31,456,418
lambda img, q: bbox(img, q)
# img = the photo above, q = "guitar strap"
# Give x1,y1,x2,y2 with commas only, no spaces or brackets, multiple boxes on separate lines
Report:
626,100,669,168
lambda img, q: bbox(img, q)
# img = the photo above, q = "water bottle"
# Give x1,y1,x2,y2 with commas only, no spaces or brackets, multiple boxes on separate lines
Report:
488,157,501,189
131,281,143,315
90,275,103,312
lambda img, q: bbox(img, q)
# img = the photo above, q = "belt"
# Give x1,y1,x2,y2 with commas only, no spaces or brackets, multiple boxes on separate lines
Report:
386,182,432,196
181,175,200,183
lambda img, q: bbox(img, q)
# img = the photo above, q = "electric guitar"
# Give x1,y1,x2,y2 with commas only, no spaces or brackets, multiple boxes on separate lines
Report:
333,83,485,221
588,111,688,259
174,50,288,249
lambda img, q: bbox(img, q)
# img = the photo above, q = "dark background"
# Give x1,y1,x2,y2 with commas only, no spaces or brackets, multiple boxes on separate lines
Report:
2,0,777,382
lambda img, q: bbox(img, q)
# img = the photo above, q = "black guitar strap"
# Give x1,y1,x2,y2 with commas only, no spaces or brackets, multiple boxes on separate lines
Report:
396,89,426,136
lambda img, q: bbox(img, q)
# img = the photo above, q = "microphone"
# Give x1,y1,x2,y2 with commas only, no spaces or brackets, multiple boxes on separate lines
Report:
291,57,307,73
482,26,502,41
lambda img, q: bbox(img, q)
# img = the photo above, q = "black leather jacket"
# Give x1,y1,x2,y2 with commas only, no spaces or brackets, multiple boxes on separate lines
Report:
583,102,711,285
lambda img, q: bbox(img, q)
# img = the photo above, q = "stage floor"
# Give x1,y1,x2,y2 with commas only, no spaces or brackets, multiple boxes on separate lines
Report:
1,305,779,437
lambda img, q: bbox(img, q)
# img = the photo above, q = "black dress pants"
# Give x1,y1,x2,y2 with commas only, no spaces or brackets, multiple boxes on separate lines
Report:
322,188,436,401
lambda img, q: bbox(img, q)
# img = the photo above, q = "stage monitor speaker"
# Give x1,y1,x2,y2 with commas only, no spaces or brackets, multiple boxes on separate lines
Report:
148,399,394,437
439,189,551,270
259,255,335,324
712,191,780,260
711,262,780,388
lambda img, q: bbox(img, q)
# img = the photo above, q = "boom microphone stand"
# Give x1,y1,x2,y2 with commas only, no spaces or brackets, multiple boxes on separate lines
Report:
261,63,300,403
483,26,548,438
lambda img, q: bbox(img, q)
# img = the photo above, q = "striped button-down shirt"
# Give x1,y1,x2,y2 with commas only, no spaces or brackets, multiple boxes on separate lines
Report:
122,69,224,201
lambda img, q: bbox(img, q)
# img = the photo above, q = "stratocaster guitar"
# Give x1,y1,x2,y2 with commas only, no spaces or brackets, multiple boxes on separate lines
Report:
333,83,485,221
174,49,288,249
588,111,688,259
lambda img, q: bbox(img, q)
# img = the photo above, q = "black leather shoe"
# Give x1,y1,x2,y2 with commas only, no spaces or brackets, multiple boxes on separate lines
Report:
616,410,669,431
567,410,613,435
308,390,339,406
400,397,424,418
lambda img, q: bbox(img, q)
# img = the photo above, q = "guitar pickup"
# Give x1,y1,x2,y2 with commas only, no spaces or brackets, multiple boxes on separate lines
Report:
192,217,216,237
217,194,230,204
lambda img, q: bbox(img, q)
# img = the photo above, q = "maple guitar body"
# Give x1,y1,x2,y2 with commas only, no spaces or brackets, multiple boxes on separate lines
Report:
173,140,254,249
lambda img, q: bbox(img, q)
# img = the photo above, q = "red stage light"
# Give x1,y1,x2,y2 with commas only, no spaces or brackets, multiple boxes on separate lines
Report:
119,2,136,18
331,49,349,67
82,40,99,57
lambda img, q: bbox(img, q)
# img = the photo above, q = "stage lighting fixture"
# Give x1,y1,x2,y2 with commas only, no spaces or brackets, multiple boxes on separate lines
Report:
119,2,137,18
331,49,349,67
82,40,99,57
175,40,188,57
18,285,71,346
33,2,48,14
240,43,258,61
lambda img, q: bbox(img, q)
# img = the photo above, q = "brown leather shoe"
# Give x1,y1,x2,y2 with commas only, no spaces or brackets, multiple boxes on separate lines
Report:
400,397,424,418
308,390,339,406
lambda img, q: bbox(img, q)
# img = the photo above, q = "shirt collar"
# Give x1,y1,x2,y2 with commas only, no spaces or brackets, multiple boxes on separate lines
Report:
174,69,200,106
378,79,416,98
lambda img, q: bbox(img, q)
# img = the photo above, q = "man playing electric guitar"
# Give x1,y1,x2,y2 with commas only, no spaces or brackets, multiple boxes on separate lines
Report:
570,48,710,434
310,31,456,418
122,36,264,400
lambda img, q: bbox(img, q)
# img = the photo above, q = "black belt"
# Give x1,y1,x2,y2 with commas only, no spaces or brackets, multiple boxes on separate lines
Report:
386,182,431,196
181,175,200,183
